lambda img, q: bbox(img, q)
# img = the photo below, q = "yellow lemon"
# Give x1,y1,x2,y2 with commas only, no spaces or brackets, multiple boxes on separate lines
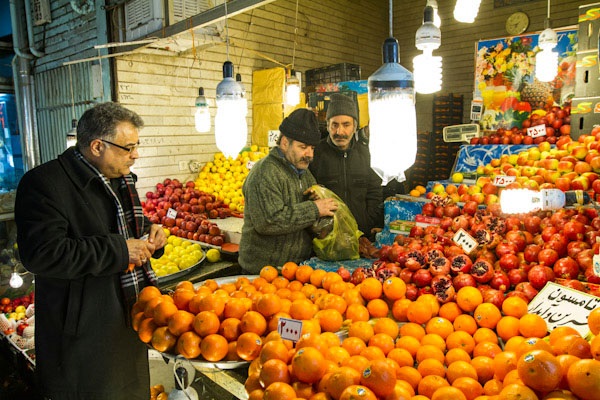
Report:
206,249,221,263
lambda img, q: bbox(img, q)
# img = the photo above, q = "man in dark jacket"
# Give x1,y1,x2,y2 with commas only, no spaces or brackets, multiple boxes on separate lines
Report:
239,109,338,274
310,93,383,239
15,102,166,400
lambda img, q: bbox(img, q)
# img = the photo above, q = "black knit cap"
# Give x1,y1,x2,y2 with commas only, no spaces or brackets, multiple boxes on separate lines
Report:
279,108,321,146
326,93,358,122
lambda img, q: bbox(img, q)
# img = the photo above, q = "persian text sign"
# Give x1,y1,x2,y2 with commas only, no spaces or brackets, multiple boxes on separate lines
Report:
528,282,600,337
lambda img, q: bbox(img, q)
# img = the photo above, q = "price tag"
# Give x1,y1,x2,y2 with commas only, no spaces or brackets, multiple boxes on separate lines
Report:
527,124,547,138
593,254,600,277
246,160,256,170
268,130,280,148
166,208,177,219
528,282,600,337
493,175,516,187
278,317,302,342
452,228,477,254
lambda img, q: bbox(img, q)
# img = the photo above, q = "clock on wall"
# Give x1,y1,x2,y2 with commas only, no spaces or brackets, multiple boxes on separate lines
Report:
505,11,529,36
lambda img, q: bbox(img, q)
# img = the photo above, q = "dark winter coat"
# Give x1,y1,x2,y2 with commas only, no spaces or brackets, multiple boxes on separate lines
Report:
15,147,151,400
239,147,320,274
309,135,383,237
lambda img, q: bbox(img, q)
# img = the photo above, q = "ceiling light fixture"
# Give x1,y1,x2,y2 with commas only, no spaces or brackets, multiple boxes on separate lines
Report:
194,87,210,133
427,0,441,27
286,0,301,106
367,0,417,185
66,65,77,148
414,4,442,94
535,0,558,82
453,0,481,23
215,0,248,159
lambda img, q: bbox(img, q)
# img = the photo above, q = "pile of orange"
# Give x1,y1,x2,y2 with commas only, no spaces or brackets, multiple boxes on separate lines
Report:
132,264,600,400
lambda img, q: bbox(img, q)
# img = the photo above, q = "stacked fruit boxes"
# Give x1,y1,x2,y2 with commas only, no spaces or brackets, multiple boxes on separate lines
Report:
406,94,463,188
304,63,361,93
571,3,600,138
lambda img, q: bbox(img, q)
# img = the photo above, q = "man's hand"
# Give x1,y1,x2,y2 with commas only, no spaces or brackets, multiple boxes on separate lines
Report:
126,239,155,267
303,187,321,200
314,198,338,217
147,224,167,250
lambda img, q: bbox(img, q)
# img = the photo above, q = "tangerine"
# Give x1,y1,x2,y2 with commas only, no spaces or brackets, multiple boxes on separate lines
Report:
291,346,327,384
517,349,561,393
192,310,220,337
360,358,397,398
200,334,228,362
175,331,201,359
566,358,600,400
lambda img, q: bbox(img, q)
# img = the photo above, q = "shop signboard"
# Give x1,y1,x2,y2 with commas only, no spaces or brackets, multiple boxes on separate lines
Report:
475,28,577,132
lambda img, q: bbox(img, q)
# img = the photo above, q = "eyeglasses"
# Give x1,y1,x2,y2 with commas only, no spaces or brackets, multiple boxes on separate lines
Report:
100,139,139,154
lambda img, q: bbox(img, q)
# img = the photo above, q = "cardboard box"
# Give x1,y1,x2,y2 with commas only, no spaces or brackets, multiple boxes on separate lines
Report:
570,96,600,138
578,3,600,52
384,195,428,226
575,50,600,98
389,220,416,235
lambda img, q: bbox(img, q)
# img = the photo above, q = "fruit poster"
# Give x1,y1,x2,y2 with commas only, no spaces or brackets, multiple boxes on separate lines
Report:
475,28,577,131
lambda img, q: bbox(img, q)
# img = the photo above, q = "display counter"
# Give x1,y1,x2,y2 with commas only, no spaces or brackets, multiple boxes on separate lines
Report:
158,259,243,292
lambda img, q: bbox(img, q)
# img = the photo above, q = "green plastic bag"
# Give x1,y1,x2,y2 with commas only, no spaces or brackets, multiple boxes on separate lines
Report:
307,185,362,261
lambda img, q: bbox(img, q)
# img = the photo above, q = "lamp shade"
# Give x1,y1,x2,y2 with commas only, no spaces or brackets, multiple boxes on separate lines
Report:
535,28,559,82
215,61,247,159
368,37,417,185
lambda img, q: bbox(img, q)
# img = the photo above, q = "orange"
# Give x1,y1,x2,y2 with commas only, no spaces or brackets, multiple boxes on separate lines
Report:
446,360,478,383
219,317,241,342
396,366,422,391
496,316,521,342
556,354,580,390
258,283,277,294
322,330,343,347
591,334,600,361
417,357,446,377
235,331,262,361
329,280,349,296
226,342,241,362
548,326,581,347
566,359,600,400
498,383,539,400
200,334,228,362
471,356,495,384
343,354,371,374
239,310,267,336
589,307,600,335
263,381,297,400
289,298,318,320
366,298,389,318
421,333,447,352
175,331,201,359
300,318,321,337
473,327,498,345
346,303,370,322
192,310,220,337
315,308,344,333
374,317,399,338
517,349,561,393
247,389,264,400
382,276,407,300
259,338,291,364
492,351,518,381
292,381,316,399
295,265,314,283
320,293,347,314
426,316,454,339
138,317,158,343
348,320,375,343
516,337,554,358
384,381,414,400
359,345,386,361
502,296,529,318
446,330,476,355
281,261,298,280
202,279,219,292
456,286,483,313
267,311,291,333
431,386,467,400
271,276,289,290
325,345,351,367
504,336,526,353
153,300,179,327
132,311,146,332
368,333,396,356
395,335,421,358
255,293,282,317
445,348,472,365
172,288,195,311
400,321,426,340
151,326,177,353
417,375,450,399
309,268,327,288
359,277,383,301
259,265,278,282
291,346,327,384
483,378,503,396
195,293,225,317
473,303,502,329
552,334,591,359
452,376,483,400
473,341,502,358
167,310,194,336
453,314,478,335
359,358,397,398
418,294,440,317
391,298,412,322
387,347,414,368
296,332,328,355
439,301,462,322
407,300,433,325
137,285,162,305
323,366,361,400
342,336,367,356
321,271,343,291
259,358,291,388
144,295,166,318
219,282,237,295
519,313,548,338
342,287,366,306
339,385,377,400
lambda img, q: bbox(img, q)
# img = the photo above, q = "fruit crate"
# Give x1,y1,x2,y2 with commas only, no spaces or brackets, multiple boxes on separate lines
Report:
305,63,361,87
308,91,358,125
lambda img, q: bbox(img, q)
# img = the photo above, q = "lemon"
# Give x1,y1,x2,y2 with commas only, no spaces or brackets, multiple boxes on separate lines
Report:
206,248,221,263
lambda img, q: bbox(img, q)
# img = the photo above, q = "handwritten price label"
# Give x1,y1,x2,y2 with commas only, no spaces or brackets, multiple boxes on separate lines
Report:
246,160,256,170
527,124,547,138
528,282,600,337
278,317,302,342
452,228,477,254
268,130,280,148
493,175,516,187
166,208,177,219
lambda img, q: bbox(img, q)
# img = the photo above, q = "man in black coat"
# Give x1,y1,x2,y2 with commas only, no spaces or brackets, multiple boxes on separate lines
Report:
309,93,383,240
15,102,167,399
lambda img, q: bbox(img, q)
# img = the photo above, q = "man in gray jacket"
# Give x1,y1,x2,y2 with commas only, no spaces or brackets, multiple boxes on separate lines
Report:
239,109,338,274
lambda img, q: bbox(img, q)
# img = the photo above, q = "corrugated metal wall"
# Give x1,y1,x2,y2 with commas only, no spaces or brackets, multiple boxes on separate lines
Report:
34,63,98,163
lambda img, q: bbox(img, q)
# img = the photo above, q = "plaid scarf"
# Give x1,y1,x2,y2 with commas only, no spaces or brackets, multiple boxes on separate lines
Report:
75,150,158,325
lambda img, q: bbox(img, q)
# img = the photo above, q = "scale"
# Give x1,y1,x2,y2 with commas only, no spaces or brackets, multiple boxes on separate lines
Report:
442,123,481,143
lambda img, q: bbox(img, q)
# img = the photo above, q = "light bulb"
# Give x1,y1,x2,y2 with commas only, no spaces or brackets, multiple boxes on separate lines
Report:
427,0,441,27
535,28,559,82
66,119,77,148
500,188,566,214
9,272,23,288
414,53,442,94
368,37,417,185
215,61,247,159
285,71,301,106
454,0,481,23
194,87,211,133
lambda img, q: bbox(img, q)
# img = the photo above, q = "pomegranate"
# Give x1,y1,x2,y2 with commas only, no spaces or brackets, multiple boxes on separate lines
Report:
398,268,413,284
470,259,494,283
498,253,520,271
508,268,528,287
453,273,477,290
431,275,456,303
523,244,541,263
482,287,505,308
405,283,419,300
563,220,586,241
528,264,555,290
514,281,539,301
553,256,580,279
490,270,510,292
450,254,473,274
413,268,433,288
430,257,451,276
560,279,587,292
537,248,559,267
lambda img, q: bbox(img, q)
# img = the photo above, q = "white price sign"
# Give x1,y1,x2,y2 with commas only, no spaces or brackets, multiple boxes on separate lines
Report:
452,228,477,254
268,130,280,148
278,317,303,342
527,124,547,138
493,175,516,187
166,208,178,219
528,282,600,337
246,160,256,170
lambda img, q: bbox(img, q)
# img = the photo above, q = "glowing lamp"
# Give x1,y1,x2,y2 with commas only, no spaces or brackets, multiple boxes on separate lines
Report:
368,37,417,185
9,271,24,289
414,5,442,94
453,0,481,23
535,27,558,82
215,61,247,159
194,87,211,133
286,70,301,106
499,188,593,214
